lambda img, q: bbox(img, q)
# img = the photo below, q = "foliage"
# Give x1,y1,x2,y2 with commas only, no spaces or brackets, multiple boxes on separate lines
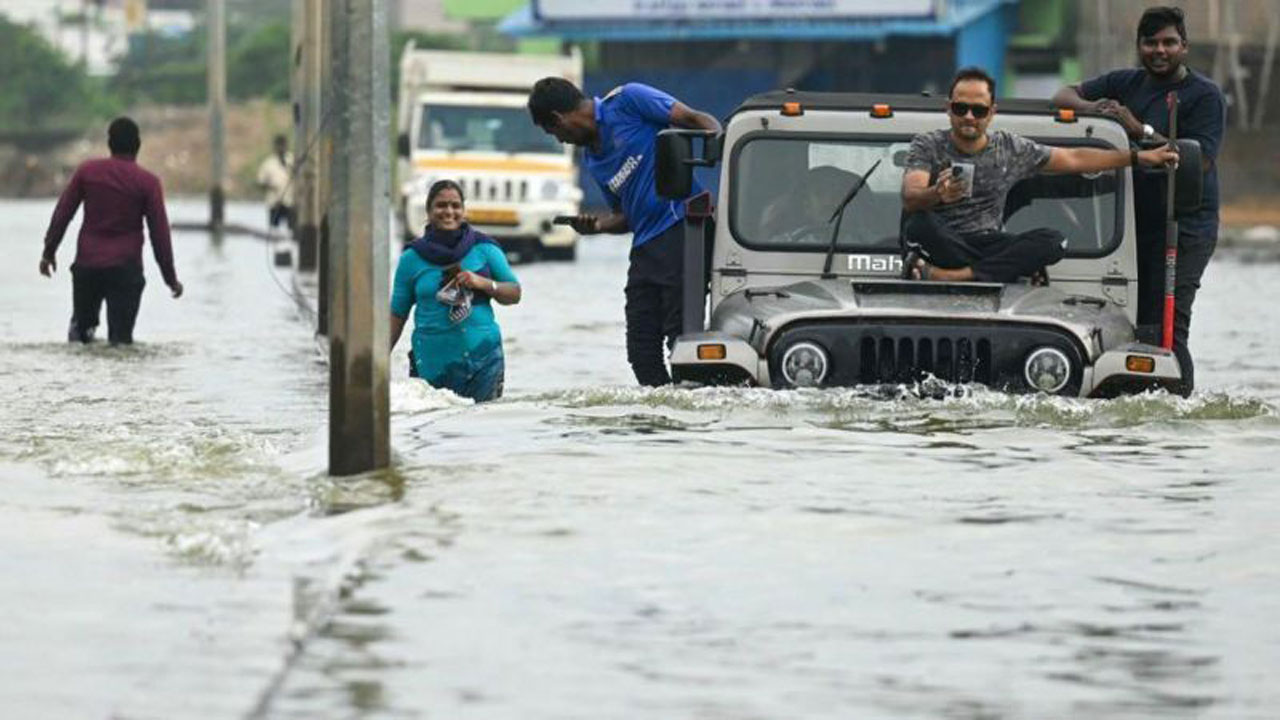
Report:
111,18,291,105
109,28,206,105
228,22,290,101
0,15,118,132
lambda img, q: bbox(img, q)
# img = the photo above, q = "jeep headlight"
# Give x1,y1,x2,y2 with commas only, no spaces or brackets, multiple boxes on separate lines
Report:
781,342,829,388
540,180,581,202
1024,347,1071,393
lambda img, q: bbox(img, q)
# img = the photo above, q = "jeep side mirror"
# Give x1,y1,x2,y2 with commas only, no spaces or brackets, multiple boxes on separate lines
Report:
1173,138,1202,217
396,132,411,158
656,129,723,200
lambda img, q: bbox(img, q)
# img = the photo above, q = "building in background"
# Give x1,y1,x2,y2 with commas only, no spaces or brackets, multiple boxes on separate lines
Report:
497,0,1020,205
502,0,1018,107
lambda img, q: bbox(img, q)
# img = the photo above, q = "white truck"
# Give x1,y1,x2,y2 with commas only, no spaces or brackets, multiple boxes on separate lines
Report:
395,44,583,261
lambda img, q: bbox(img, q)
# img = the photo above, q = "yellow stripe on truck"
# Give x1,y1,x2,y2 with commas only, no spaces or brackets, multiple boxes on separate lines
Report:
466,208,519,226
413,157,571,173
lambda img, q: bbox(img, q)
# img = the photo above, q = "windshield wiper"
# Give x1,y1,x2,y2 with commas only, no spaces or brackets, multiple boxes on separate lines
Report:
820,159,881,279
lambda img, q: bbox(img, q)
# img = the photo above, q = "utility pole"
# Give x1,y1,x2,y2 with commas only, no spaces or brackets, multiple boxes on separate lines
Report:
291,0,322,271
317,0,336,336
1251,6,1279,129
327,0,391,476
207,0,227,231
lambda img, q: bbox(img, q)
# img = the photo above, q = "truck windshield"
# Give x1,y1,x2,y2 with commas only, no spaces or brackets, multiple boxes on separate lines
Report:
418,105,562,154
731,135,1119,257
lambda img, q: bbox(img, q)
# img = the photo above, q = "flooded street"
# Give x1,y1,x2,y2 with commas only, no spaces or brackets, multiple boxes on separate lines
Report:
1,198,1278,719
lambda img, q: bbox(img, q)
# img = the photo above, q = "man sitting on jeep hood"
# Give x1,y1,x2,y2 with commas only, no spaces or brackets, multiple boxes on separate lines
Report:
901,66,1179,283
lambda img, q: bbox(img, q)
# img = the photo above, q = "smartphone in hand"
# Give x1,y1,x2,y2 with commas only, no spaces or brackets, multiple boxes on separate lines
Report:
950,162,975,197
552,215,576,226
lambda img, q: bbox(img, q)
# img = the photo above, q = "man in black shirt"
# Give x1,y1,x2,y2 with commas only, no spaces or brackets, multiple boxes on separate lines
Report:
1054,6,1226,396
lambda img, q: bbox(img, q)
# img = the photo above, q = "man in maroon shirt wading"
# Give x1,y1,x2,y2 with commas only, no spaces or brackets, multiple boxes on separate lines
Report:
39,117,184,344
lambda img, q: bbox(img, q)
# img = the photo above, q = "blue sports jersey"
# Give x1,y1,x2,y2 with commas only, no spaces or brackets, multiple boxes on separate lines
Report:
585,83,702,248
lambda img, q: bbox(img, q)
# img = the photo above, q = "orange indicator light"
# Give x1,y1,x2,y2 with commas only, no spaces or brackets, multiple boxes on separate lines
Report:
1125,355,1155,373
697,344,727,360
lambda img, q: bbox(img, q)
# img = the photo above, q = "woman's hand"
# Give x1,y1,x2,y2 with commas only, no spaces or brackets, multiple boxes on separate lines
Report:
455,270,496,294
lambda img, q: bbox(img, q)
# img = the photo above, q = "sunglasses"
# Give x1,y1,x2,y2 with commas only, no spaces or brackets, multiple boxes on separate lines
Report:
949,102,991,119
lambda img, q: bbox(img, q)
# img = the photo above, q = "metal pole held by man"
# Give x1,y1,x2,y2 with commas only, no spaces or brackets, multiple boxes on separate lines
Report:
1162,91,1178,351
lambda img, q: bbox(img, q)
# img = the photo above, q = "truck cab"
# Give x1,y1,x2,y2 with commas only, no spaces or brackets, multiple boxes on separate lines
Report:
396,46,584,261
658,91,1203,397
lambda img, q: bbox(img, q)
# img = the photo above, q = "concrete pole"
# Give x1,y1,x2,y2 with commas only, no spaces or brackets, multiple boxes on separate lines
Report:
328,0,391,476
316,0,337,336
292,0,322,270
207,0,227,231
1250,6,1279,129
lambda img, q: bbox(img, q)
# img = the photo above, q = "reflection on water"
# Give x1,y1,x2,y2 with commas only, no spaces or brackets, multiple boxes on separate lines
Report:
1,198,1278,718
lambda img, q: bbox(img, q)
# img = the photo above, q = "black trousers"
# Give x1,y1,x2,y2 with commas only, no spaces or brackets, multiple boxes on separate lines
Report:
903,211,1066,283
269,202,295,231
625,223,684,386
70,264,146,344
1135,221,1217,396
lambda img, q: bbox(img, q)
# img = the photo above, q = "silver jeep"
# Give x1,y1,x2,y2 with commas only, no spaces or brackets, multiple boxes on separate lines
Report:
656,91,1203,397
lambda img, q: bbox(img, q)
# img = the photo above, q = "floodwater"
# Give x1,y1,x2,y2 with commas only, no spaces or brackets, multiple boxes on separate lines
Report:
1,198,1277,719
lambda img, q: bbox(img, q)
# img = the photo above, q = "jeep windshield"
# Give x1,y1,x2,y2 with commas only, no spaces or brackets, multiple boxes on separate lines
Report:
418,105,562,154
731,135,1121,257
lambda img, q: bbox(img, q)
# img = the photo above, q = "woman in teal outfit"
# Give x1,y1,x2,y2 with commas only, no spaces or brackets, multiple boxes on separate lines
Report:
390,179,521,402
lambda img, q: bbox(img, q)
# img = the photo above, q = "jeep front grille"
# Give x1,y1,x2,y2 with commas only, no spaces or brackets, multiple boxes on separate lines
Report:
768,321,1085,394
858,335,993,384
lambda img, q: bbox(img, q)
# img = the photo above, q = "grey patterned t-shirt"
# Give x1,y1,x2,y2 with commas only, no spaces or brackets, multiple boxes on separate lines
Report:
905,129,1053,235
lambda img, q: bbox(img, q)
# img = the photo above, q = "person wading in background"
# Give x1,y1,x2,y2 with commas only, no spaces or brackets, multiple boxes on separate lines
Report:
1053,5,1225,396
256,134,295,234
528,78,721,387
39,117,183,344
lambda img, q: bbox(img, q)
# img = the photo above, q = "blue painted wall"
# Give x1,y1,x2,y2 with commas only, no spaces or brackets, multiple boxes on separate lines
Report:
955,3,1014,95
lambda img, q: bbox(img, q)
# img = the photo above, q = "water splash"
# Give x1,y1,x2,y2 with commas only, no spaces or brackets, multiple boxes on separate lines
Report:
389,379,473,415
517,383,1275,433
164,518,261,568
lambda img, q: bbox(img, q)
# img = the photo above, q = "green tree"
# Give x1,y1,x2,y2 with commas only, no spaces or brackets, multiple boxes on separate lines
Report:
0,16,117,132
228,21,290,101
110,30,206,105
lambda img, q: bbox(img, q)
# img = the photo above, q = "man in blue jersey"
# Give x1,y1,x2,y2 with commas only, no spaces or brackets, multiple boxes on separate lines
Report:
1053,6,1226,395
528,78,721,386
